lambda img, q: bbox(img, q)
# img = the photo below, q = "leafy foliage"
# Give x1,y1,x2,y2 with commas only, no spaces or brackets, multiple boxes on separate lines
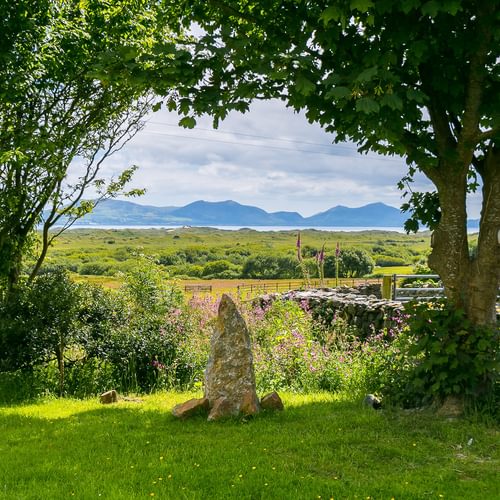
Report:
0,269,83,394
364,301,499,409
403,301,499,403
324,248,374,278
144,0,500,325
0,0,197,288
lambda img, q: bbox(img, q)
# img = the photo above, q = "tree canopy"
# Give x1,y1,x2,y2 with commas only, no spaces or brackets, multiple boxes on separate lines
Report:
150,0,498,325
0,0,195,289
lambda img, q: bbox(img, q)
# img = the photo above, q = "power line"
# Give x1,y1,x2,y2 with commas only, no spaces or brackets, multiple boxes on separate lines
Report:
142,127,403,162
147,120,342,149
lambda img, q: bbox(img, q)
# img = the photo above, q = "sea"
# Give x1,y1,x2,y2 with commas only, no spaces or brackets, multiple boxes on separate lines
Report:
62,224,483,234
65,224,419,233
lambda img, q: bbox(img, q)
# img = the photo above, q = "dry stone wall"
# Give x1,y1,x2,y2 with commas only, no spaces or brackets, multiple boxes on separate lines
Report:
260,285,403,338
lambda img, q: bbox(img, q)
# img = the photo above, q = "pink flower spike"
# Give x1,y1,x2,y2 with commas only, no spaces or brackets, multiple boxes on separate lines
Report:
319,243,325,263
296,231,302,261
335,242,341,258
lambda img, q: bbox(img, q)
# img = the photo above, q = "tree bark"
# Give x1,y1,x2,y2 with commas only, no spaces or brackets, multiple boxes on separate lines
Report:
428,155,499,327
428,167,470,308
467,147,500,325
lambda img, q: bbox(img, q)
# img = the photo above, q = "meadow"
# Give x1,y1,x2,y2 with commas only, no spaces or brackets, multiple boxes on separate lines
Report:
37,227,433,284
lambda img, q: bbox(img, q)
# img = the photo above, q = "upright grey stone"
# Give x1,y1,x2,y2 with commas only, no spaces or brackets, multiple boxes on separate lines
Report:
204,294,260,420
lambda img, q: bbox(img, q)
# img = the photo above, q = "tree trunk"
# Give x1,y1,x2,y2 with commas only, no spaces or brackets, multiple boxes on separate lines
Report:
467,148,500,325
428,172,470,307
429,158,499,327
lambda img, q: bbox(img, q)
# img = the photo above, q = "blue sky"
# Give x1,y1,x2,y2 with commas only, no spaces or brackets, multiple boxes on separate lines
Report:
98,98,481,218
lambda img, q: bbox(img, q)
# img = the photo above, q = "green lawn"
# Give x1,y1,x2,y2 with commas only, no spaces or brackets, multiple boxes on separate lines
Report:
1,392,498,499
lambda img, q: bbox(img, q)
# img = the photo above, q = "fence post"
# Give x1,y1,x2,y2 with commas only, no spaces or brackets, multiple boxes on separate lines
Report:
382,275,392,299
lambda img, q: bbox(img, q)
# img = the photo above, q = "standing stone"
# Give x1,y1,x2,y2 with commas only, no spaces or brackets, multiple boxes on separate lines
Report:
205,294,260,421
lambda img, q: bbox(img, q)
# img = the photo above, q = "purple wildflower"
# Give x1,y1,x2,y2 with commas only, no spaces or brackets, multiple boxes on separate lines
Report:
296,231,302,262
319,243,325,264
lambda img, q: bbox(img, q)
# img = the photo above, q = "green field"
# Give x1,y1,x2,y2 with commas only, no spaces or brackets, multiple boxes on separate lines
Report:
39,227,430,281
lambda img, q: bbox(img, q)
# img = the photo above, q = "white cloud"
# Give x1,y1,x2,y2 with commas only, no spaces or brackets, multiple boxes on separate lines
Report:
74,98,481,218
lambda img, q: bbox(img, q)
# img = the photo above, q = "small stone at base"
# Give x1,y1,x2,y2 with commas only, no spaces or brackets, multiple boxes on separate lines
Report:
260,391,284,411
172,397,209,419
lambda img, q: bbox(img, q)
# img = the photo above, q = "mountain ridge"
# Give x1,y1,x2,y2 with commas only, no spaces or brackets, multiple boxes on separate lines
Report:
67,199,412,227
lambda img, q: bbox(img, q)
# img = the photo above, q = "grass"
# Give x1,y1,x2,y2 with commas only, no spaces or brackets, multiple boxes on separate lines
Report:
372,265,413,276
1,392,498,499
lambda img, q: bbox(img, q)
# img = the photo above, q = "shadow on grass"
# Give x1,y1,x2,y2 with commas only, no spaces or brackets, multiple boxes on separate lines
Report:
1,396,498,499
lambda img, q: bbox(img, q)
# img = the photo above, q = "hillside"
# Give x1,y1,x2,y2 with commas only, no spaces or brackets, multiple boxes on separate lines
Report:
68,199,408,227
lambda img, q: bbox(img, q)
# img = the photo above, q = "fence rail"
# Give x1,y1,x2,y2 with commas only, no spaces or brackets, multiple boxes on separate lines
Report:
184,284,213,292
389,274,443,302
383,275,500,315
236,278,379,295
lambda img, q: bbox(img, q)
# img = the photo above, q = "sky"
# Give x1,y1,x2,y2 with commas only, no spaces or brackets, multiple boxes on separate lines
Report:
97,98,481,218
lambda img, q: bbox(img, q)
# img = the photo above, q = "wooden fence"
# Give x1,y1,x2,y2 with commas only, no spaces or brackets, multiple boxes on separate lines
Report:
236,278,379,295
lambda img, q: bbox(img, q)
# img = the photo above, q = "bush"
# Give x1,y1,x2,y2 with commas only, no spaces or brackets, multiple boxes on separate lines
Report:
168,264,204,278
362,301,499,409
0,269,84,395
402,301,498,403
201,260,240,278
0,258,200,398
324,249,374,277
374,256,407,267
242,255,301,279
79,262,112,275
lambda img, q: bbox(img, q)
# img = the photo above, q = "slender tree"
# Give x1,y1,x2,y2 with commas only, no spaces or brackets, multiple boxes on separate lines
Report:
0,0,191,290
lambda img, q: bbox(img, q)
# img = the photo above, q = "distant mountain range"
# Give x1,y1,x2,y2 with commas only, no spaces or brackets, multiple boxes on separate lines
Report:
65,199,415,227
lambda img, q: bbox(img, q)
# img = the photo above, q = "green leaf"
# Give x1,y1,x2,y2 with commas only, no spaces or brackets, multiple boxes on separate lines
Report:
422,1,440,17
320,6,342,24
355,66,378,83
356,97,380,114
295,74,316,96
401,0,420,14
326,86,352,100
442,0,462,15
406,88,426,103
179,116,196,129
350,0,374,12
381,93,403,110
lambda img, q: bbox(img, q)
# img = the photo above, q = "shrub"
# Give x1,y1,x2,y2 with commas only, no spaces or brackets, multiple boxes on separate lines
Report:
362,301,499,409
402,301,498,404
324,249,374,277
374,256,407,267
242,255,301,279
79,262,111,275
168,264,204,278
201,260,240,278
0,269,84,395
